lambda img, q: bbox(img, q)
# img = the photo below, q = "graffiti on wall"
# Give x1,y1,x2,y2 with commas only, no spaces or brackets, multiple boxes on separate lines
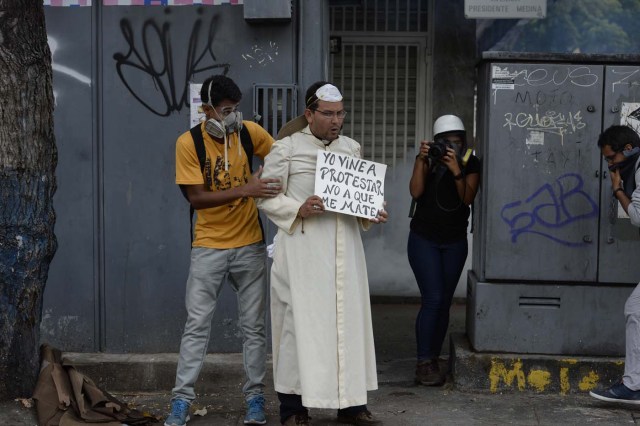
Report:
620,102,640,135
488,358,601,395
48,36,93,106
503,109,586,146
610,67,640,94
500,173,598,247
491,65,599,105
113,14,230,116
48,37,92,87
241,42,279,68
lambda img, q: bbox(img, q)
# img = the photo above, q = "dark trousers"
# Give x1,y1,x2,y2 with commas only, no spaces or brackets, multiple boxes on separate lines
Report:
277,392,366,424
407,230,468,361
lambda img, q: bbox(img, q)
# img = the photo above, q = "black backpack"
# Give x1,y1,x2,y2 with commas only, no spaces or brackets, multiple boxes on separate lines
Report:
180,124,262,241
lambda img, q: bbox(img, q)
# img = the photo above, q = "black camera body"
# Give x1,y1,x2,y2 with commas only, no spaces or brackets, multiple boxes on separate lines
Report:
428,137,452,161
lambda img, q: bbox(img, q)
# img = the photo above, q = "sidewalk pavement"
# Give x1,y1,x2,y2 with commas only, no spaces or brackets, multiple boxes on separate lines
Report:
3,302,640,425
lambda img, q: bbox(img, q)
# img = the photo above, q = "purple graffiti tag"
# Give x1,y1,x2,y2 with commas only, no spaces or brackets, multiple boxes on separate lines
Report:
113,14,230,116
500,173,598,247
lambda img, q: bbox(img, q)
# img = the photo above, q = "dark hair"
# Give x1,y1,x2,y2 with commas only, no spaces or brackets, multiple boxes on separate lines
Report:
305,80,333,109
200,75,242,107
597,125,640,152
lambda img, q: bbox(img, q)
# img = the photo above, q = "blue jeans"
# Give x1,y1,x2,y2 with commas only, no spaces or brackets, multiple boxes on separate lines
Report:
172,243,267,403
407,231,468,361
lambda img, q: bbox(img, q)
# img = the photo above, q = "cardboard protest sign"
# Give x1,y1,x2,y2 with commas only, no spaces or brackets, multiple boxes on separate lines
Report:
314,151,386,219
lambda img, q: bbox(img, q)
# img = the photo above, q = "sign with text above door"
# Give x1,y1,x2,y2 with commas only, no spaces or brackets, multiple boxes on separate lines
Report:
465,0,546,19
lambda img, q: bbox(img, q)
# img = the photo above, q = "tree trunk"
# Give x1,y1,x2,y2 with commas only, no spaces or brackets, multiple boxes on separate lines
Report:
0,0,57,399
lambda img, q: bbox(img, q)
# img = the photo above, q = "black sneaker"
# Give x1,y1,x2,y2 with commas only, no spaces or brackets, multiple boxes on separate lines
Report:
590,382,640,404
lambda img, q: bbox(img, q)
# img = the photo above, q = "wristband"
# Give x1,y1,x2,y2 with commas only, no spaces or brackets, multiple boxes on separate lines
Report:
453,172,463,180
614,187,625,196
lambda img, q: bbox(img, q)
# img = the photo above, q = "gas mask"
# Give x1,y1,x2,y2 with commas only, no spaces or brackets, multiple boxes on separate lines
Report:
608,146,640,171
205,110,244,139
203,79,244,139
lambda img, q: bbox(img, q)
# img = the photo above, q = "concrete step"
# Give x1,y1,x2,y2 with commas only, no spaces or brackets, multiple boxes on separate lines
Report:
64,352,265,393
64,352,420,394
63,302,624,397
66,334,624,396
451,332,624,394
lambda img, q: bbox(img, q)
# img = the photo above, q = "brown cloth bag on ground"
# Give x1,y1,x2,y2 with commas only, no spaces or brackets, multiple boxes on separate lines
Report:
32,344,158,426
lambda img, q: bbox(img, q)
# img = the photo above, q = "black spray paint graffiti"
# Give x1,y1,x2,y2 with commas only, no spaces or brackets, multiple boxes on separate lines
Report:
113,13,230,116
500,173,598,247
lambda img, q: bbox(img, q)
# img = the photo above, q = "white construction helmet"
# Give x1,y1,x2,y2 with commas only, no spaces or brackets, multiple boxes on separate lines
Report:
433,114,465,137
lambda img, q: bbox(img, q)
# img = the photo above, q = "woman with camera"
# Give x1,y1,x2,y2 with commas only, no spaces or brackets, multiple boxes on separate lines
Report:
408,114,480,386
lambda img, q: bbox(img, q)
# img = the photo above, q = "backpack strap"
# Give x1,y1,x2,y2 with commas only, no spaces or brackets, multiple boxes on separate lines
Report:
181,124,208,242
178,124,208,202
190,124,208,174
240,125,254,173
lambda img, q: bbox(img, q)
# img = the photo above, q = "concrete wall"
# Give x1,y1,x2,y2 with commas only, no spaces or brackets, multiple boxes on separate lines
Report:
40,0,480,352
42,3,297,352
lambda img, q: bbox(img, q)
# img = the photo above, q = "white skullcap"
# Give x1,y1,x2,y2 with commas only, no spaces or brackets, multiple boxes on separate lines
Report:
315,84,343,102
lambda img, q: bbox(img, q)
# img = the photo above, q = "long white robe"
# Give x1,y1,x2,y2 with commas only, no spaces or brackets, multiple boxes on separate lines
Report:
257,126,378,409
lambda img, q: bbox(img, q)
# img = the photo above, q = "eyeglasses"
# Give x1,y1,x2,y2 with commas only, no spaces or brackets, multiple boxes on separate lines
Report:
219,106,238,116
313,109,348,120
209,103,239,118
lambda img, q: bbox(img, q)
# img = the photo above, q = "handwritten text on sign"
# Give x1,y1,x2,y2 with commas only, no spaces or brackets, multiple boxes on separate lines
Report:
314,151,386,219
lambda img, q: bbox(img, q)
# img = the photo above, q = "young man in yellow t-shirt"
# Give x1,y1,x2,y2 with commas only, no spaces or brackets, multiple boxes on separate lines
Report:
166,75,281,426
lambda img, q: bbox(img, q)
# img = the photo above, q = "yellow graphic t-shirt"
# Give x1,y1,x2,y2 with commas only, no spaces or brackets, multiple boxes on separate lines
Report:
175,120,274,249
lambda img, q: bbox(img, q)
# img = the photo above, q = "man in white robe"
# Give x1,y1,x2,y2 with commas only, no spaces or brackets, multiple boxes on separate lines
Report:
257,82,387,426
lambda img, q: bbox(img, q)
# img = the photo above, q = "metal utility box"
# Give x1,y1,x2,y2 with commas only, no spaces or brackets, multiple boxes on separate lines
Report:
244,0,292,22
469,52,640,356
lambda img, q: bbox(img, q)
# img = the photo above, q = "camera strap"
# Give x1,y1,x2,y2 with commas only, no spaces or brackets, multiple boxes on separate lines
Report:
461,148,473,167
